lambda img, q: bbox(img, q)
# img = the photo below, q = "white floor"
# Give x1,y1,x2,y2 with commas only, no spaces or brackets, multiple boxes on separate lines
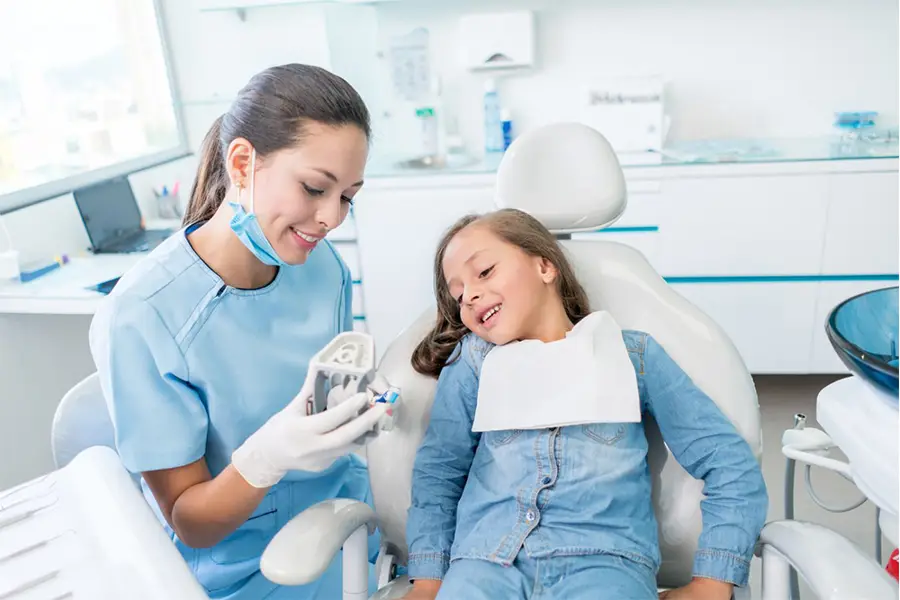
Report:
749,374,892,599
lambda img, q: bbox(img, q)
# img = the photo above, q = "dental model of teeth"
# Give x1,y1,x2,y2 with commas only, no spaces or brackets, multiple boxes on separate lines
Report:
307,331,398,431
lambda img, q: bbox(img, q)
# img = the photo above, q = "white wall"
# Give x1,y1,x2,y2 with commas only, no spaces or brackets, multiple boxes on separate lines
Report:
373,0,898,156
147,0,899,161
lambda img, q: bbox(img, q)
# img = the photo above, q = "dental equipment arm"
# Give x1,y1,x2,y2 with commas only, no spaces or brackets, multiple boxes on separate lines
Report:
757,520,896,600
261,499,376,587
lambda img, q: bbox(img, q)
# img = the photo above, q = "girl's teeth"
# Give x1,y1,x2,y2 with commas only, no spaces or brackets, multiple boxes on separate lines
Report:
482,304,502,323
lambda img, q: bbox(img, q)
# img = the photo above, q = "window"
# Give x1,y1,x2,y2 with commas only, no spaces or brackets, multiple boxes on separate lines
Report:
0,0,187,214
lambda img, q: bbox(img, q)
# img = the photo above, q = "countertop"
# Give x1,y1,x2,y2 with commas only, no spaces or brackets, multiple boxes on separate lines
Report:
364,135,900,181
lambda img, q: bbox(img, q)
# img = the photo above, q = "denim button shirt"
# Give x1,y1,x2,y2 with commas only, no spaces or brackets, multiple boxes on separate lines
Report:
406,331,768,586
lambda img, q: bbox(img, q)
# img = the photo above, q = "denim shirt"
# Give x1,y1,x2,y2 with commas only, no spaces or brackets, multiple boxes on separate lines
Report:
406,330,768,587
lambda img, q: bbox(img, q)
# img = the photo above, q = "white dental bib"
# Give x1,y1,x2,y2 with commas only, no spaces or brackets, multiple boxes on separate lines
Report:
472,311,641,432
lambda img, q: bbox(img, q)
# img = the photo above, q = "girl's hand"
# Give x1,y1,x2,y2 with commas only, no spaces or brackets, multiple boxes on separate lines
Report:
658,578,734,600
400,579,441,600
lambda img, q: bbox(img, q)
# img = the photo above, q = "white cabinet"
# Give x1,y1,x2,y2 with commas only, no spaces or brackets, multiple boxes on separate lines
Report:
821,172,899,275
658,175,831,276
672,282,820,374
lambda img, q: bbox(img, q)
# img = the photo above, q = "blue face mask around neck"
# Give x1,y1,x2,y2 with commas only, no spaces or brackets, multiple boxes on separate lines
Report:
227,148,289,267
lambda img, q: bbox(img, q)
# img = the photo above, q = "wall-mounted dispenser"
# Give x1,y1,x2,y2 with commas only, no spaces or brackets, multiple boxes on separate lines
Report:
459,10,535,72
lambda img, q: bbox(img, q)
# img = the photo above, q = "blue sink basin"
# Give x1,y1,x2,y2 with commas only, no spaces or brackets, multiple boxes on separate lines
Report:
826,286,899,397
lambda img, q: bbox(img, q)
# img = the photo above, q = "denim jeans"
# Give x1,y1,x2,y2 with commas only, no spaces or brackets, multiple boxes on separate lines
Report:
437,550,657,600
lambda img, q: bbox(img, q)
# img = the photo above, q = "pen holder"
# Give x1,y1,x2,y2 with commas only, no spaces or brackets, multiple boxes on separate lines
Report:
155,191,183,220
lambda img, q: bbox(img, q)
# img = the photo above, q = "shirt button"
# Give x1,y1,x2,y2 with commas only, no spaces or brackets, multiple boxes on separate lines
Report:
542,476,552,485
525,510,537,522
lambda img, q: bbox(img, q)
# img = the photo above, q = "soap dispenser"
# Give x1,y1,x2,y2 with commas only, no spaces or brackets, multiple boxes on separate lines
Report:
483,79,504,154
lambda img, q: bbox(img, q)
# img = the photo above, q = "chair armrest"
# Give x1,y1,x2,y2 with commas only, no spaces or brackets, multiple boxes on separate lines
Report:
758,520,895,599
261,498,376,586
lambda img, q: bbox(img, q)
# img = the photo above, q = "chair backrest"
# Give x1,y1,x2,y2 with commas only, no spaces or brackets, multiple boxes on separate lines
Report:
51,372,118,469
365,123,761,588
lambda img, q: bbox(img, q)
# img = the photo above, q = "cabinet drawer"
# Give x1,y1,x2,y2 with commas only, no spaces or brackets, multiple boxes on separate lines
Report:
671,281,819,374
658,176,830,276
821,172,899,275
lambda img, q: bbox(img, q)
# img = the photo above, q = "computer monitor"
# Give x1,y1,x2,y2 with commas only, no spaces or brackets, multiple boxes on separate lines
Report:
73,176,142,251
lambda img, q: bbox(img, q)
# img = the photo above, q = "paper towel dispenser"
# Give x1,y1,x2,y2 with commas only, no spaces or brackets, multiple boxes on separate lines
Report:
459,11,535,71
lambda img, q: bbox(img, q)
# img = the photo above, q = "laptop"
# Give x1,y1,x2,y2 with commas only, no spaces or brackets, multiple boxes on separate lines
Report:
74,176,175,254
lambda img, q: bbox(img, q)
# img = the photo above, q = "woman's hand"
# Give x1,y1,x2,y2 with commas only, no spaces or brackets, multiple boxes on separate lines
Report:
658,578,734,600
232,367,386,488
400,580,441,600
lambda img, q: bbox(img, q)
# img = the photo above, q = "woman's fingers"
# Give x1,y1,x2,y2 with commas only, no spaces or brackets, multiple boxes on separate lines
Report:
325,402,388,448
308,392,369,431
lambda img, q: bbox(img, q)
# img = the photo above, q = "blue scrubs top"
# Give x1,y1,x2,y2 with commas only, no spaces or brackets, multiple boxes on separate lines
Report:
89,226,378,599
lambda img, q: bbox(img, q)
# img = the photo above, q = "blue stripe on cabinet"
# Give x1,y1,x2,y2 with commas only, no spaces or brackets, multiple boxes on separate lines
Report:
665,274,899,284
352,279,361,285
591,226,659,233
353,315,366,321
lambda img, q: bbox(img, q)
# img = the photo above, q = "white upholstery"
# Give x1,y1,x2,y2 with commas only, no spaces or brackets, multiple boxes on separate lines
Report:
365,123,761,588
51,372,118,469
495,121,627,233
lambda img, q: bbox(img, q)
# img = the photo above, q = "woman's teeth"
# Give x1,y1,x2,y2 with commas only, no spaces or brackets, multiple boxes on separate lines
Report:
292,228,319,243
482,304,502,323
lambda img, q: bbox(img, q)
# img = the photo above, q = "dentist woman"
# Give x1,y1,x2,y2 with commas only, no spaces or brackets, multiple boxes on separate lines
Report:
89,64,387,599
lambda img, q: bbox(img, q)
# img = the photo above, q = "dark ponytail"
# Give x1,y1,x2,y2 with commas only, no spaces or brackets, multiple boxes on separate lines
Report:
182,64,371,227
184,115,227,227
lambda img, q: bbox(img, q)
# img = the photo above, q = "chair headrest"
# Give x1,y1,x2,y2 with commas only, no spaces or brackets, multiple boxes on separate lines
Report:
494,123,627,233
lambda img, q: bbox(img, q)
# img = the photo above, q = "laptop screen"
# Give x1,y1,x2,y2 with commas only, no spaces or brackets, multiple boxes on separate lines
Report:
73,176,142,250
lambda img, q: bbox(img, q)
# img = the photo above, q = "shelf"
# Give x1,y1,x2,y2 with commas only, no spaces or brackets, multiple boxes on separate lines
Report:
197,0,398,17
364,135,899,180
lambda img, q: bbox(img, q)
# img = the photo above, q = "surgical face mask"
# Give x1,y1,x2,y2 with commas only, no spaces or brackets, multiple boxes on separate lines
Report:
228,148,290,267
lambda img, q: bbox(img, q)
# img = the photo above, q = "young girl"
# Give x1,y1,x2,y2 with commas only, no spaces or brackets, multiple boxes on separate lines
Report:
401,209,768,600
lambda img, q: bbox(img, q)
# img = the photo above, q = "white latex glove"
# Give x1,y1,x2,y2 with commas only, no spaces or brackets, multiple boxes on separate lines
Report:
326,372,392,410
232,373,388,489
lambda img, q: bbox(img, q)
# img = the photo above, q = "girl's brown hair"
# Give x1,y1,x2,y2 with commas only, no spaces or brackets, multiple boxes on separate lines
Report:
184,63,371,227
411,208,592,378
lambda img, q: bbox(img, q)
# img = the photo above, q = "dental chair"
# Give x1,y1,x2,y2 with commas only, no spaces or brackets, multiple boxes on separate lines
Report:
261,123,897,600
0,372,207,599
51,372,116,469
